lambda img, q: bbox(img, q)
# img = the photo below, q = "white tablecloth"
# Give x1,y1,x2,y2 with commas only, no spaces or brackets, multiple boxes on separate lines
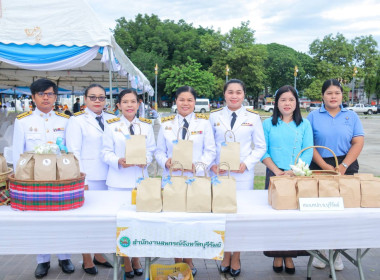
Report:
1,190,379,254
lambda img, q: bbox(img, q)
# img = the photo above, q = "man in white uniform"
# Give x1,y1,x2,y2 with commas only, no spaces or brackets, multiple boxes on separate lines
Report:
12,78,74,279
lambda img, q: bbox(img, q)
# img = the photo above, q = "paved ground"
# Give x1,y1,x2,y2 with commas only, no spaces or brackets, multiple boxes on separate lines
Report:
2,115,379,280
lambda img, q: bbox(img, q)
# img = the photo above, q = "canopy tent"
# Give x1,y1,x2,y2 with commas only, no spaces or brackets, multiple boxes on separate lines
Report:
0,0,154,107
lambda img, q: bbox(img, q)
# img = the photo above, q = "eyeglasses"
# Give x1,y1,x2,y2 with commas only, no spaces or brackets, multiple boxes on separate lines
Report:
36,92,56,98
88,96,106,101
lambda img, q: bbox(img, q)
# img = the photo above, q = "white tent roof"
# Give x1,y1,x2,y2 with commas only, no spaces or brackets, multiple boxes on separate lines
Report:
0,0,153,94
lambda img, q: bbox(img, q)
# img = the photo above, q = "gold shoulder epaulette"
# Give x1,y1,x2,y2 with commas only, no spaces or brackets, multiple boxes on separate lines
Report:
74,111,85,117
55,111,70,119
211,108,223,113
246,108,259,114
139,117,152,124
161,115,175,123
106,117,120,124
105,111,115,115
195,113,209,120
16,111,32,120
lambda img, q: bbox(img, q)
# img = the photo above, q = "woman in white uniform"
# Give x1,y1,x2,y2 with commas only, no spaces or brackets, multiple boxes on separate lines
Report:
209,79,266,277
102,89,156,279
155,86,216,277
66,84,114,275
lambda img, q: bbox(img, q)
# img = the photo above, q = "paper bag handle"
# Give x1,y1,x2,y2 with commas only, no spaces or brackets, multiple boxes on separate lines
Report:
224,130,236,142
170,161,184,176
192,162,208,178
176,126,190,140
217,162,230,178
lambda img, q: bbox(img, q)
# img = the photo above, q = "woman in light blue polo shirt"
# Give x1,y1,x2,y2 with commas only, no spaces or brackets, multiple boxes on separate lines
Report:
261,85,313,275
307,78,364,271
307,79,364,176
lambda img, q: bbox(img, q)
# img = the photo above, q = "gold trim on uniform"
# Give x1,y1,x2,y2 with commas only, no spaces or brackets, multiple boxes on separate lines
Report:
16,111,32,120
74,111,85,117
211,108,223,113
55,111,71,119
246,108,258,114
195,113,209,120
105,111,115,115
161,115,175,123
139,117,152,124
106,117,120,124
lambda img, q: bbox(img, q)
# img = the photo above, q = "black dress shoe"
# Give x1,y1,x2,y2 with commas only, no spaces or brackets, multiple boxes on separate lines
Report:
273,258,283,273
58,259,75,274
35,262,50,279
124,270,135,279
82,264,98,275
132,261,143,276
284,258,295,274
219,265,230,273
191,267,197,277
93,257,113,268
230,260,241,277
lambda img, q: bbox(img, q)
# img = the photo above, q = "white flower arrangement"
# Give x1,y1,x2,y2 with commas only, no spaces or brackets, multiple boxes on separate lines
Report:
34,143,60,154
290,158,313,176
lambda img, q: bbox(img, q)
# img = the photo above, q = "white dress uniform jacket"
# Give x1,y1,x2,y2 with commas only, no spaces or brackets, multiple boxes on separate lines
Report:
12,108,70,170
155,112,216,178
101,115,156,189
209,107,266,190
66,108,115,185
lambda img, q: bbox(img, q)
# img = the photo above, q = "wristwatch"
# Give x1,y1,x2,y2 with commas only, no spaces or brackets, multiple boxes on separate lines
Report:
341,162,348,168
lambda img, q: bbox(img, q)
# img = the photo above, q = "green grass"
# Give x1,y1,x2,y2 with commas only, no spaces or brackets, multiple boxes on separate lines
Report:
254,175,265,190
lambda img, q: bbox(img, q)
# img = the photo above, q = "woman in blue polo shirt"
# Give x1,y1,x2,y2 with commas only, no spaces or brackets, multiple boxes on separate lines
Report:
261,85,313,275
307,79,364,176
307,78,364,271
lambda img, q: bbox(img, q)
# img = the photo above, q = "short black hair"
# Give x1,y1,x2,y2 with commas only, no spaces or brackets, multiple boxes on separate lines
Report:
223,79,246,94
30,78,58,95
175,86,197,100
272,85,303,126
84,84,106,97
117,89,138,104
322,79,343,95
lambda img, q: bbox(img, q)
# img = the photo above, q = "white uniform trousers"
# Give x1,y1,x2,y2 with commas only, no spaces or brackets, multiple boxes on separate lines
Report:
37,254,71,264
87,180,107,190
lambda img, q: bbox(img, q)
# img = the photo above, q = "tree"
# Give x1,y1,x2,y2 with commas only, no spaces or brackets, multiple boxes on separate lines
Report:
161,58,216,98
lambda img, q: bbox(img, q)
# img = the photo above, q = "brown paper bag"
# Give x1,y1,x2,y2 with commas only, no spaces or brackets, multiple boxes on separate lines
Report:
125,123,147,165
186,163,211,213
318,176,340,197
15,153,35,180
361,178,380,208
56,153,80,180
0,154,7,173
271,177,297,210
219,130,240,171
136,169,162,212
34,154,57,180
212,163,237,213
339,175,360,208
162,162,187,212
296,177,318,208
354,173,374,180
268,175,291,205
171,126,193,170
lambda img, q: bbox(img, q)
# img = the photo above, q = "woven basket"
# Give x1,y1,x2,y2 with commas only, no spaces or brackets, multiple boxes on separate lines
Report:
295,145,339,175
0,168,13,206
8,172,85,211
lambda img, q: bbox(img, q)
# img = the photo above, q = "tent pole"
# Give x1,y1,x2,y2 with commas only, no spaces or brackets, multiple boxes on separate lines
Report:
108,47,113,111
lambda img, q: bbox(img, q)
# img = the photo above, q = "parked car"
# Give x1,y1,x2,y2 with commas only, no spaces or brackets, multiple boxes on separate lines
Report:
263,101,274,112
171,98,210,113
346,104,377,115
306,103,322,112
373,104,380,114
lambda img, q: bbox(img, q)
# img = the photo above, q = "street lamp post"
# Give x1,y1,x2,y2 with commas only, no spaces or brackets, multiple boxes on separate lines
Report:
226,65,229,83
294,66,298,90
154,63,158,111
351,66,358,105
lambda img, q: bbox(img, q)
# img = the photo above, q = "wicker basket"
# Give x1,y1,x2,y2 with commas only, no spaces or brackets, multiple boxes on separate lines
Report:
295,145,339,175
8,172,85,211
0,168,13,206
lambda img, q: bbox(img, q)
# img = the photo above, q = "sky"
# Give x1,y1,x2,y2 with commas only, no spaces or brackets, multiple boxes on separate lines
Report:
88,0,380,53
